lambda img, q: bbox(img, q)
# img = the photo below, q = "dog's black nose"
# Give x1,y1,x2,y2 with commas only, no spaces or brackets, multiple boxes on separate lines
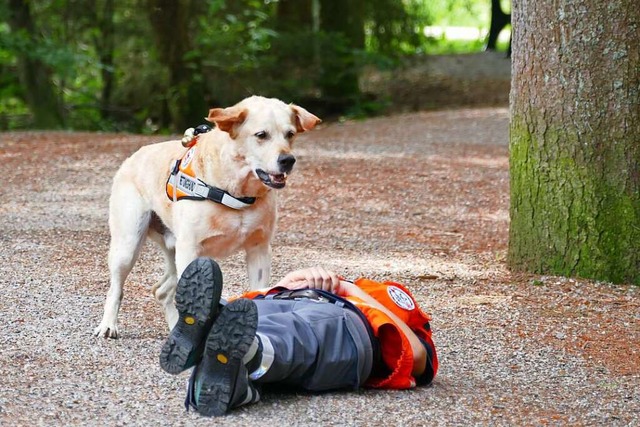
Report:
278,154,296,173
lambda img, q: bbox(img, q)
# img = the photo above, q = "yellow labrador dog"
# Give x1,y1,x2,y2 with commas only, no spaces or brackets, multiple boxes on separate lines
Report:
94,96,320,338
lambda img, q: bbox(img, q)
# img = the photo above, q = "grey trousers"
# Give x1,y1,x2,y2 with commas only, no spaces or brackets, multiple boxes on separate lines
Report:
251,298,373,391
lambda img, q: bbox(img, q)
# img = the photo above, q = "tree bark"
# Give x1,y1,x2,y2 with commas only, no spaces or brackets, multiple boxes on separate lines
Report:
7,0,65,128
509,1,640,284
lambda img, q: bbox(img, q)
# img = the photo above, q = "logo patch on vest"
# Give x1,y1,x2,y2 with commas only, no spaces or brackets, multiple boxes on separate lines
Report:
387,286,415,310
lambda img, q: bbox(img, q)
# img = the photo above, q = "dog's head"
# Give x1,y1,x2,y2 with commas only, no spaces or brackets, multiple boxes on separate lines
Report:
207,96,320,189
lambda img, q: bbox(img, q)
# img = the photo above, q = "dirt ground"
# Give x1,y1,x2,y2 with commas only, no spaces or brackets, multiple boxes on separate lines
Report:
1,55,639,426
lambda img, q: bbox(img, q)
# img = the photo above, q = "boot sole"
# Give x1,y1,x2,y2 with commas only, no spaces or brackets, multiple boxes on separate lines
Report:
159,258,223,374
196,298,258,417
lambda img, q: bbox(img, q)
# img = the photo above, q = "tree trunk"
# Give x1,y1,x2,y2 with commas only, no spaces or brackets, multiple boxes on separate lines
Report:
7,0,65,129
509,1,640,284
318,0,365,110
147,0,206,132
94,0,115,121
274,0,314,71
486,0,511,53
276,0,313,30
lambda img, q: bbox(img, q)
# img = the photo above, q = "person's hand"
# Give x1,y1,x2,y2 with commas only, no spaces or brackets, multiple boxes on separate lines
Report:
274,267,341,293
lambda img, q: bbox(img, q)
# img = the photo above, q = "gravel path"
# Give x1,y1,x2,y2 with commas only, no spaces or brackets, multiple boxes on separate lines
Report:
1,108,638,426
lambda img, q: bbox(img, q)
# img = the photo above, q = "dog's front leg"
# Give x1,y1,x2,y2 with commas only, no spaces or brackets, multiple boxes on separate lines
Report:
246,243,271,290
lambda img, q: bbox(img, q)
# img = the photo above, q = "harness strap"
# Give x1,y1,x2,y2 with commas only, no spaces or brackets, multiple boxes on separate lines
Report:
166,155,256,210
199,181,256,209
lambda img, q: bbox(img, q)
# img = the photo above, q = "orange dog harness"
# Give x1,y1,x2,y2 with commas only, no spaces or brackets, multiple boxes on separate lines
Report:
166,137,256,210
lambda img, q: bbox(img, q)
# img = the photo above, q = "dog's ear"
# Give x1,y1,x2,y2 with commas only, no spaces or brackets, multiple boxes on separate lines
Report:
290,105,321,133
206,107,248,135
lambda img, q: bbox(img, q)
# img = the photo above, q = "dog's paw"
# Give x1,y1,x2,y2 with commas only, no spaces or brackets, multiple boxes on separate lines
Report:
94,321,119,339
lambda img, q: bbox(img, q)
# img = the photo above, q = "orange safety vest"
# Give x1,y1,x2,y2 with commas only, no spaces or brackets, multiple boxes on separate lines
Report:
241,278,438,390
346,278,438,389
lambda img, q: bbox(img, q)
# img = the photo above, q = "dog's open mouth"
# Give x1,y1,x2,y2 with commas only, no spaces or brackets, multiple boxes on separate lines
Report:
256,169,288,189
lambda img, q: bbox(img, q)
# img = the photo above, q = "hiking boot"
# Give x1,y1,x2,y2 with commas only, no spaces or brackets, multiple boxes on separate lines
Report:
160,257,223,374
186,298,260,416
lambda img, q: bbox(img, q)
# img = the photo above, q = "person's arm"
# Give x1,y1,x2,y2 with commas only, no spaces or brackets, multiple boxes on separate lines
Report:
275,267,427,376
338,280,427,377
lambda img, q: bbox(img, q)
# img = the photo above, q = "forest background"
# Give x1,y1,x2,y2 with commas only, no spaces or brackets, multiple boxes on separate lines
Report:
0,0,511,132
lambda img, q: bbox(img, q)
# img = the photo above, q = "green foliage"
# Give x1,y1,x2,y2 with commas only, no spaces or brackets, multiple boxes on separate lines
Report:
423,0,512,54
0,21,26,129
194,0,278,106
365,0,431,56
1,0,120,129
197,1,276,73
426,0,491,27
423,38,486,55
0,0,503,130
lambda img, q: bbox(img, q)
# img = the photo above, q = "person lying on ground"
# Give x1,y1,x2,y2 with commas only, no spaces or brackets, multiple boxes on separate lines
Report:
159,257,439,417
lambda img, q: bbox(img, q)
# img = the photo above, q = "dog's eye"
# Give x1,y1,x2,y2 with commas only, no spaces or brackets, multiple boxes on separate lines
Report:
254,131,269,140
285,130,295,140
